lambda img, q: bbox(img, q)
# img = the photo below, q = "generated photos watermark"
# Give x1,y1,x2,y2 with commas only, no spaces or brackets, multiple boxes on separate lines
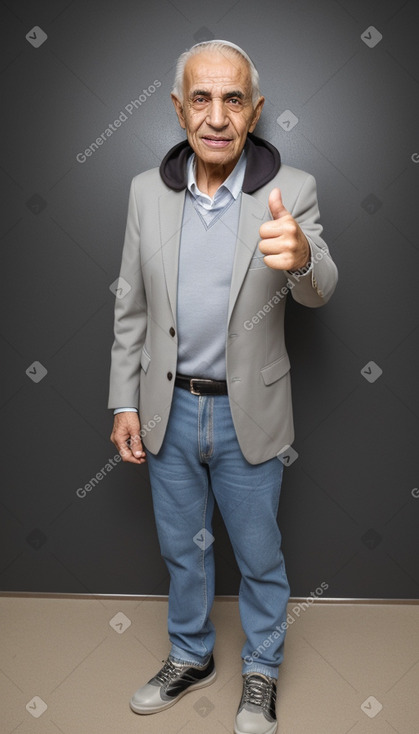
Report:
76,415,161,497
76,80,161,163
243,247,327,331
243,581,329,665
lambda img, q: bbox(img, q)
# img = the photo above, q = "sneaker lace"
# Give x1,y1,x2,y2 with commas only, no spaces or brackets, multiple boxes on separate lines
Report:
154,658,184,685
243,675,276,710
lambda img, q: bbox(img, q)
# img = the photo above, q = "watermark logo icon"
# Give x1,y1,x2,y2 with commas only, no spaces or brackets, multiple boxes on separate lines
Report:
109,277,132,299
26,194,47,214
361,27,382,48
361,528,382,550
277,110,299,132
26,696,47,718
193,695,215,717
109,612,131,634
193,529,215,550
26,361,48,383
361,361,382,383
26,26,48,48
361,194,382,214
26,529,47,550
193,27,215,43
277,445,299,466
361,695,383,718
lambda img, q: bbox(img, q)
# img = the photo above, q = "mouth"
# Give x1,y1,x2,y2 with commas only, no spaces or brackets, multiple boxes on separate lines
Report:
201,136,232,148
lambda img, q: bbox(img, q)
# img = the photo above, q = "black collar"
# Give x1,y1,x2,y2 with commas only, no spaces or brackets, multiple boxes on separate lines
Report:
159,132,281,194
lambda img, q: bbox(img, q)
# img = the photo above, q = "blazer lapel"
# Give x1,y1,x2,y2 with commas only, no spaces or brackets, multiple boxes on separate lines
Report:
227,192,269,323
158,188,186,325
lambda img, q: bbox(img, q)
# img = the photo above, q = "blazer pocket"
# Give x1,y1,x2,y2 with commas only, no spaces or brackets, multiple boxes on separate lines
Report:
140,346,151,373
260,354,290,386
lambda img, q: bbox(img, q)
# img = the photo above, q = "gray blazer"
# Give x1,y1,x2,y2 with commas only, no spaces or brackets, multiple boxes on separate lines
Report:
108,161,338,464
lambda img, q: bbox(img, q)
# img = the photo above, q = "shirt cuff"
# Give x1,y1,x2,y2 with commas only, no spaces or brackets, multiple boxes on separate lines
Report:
113,407,138,414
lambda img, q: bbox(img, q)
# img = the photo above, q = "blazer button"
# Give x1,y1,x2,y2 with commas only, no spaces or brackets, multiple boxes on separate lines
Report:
167,372,173,381
169,327,176,337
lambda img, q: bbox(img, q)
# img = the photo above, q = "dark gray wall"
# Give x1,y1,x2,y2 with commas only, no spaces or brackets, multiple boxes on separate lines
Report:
1,0,418,598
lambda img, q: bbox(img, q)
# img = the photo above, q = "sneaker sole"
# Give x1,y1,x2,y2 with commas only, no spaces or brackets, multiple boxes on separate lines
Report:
130,668,217,714
234,719,277,734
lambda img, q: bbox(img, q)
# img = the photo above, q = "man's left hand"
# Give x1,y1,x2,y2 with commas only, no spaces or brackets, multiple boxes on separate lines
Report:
259,188,311,271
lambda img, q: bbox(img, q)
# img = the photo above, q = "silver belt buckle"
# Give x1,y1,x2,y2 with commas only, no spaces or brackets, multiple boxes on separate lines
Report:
190,378,213,395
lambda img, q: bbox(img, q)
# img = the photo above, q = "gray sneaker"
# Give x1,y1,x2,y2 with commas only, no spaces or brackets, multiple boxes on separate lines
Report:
234,673,278,734
130,654,216,714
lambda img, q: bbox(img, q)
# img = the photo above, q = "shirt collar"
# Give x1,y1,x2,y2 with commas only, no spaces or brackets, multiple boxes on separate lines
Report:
187,149,247,202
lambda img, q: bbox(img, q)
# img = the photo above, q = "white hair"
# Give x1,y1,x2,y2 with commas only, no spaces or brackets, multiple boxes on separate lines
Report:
172,39,261,106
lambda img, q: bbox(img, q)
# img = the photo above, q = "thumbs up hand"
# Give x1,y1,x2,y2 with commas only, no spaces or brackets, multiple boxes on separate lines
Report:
259,188,311,271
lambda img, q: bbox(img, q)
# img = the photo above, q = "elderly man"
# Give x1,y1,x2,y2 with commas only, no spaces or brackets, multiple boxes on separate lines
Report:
109,40,337,734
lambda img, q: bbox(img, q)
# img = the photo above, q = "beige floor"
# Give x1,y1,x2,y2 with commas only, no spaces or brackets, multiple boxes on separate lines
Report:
0,596,418,734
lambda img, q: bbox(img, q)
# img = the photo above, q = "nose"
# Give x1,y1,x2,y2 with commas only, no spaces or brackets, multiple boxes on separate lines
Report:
206,99,228,128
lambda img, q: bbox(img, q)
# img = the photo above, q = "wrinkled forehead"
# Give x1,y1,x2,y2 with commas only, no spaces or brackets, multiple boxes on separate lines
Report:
183,51,252,96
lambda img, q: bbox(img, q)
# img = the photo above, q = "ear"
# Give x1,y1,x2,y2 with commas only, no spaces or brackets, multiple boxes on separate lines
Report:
249,96,265,133
171,93,186,130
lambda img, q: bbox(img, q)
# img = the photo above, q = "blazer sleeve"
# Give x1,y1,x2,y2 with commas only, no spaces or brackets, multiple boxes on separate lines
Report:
107,177,147,409
286,173,338,307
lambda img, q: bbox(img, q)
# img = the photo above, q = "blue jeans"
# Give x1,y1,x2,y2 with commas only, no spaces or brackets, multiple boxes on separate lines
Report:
146,386,290,679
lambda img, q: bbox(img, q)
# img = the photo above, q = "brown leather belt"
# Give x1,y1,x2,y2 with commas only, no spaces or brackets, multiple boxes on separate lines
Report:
175,374,228,396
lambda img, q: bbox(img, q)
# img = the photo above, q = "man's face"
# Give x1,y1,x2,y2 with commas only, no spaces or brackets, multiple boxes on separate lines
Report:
171,50,264,172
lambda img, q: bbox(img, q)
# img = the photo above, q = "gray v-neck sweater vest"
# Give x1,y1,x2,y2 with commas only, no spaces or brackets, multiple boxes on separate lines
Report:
176,191,242,380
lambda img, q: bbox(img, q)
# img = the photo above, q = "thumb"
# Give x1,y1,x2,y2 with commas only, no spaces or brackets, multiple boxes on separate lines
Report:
268,187,288,220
